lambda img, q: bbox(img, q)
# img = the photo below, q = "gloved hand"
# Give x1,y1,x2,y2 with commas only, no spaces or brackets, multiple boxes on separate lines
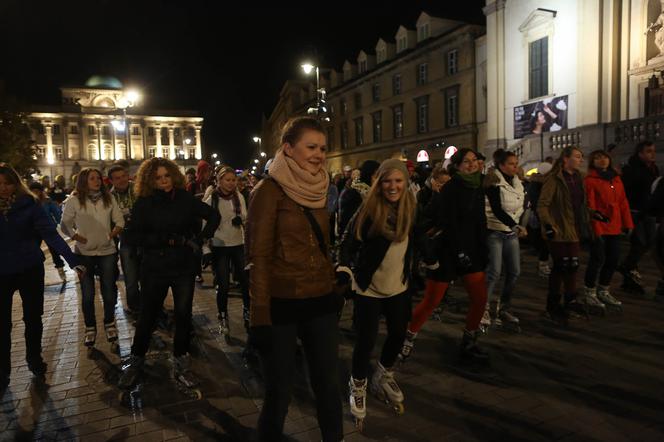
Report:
73,265,86,278
202,251,214,268
248,326,272,353
544,224,555,240
231,216,243,227
592,210,610,223
457,252,472,271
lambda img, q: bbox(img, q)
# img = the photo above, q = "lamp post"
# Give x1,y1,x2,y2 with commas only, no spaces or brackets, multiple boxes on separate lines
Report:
301,63,329,121
115,89,140,160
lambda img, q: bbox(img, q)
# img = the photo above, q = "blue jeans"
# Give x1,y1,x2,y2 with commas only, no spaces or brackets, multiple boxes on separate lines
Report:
485,230,521,309
77,254,118,328
119,245,141,312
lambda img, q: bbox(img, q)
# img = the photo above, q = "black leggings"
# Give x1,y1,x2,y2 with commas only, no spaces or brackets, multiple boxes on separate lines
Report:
584,235,621,288
212,245,249,315
0,265,45,376
352,291,411,380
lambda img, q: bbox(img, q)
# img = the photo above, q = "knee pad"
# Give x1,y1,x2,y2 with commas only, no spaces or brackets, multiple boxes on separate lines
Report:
568,257,580,272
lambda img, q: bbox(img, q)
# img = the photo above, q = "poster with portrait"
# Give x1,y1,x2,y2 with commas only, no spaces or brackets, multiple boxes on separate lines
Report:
513,95,568,139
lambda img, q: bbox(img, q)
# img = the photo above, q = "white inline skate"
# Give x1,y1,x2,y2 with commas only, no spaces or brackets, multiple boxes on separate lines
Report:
349,376,367,431
369,362,404,415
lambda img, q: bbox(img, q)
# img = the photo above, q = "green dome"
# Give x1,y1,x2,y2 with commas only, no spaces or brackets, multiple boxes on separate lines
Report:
85,76,123,89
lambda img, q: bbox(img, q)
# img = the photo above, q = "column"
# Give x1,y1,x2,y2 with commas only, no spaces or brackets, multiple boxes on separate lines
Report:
168,127,176,159
126,115,132,160
96,122,102,160
141,122,147,159
195,127,202,159
483,0,506,152
112,120,118,160
45,123,54,164
155,126,162,157
182,125,189,159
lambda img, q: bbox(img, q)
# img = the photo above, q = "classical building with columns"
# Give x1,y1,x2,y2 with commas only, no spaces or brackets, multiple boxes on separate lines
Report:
27,76,203,180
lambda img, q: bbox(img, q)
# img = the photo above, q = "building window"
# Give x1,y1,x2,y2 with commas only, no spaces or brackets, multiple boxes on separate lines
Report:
54,146,63,159
38,125,45,135
372,83,381,103
445,86,460,128
103,144,113,159
447,49,458,75
160,128,169,145
327,127,335,151
88,125,95,136
341,122,349,150
393,74,401,95
392,105,404,138
415,96,429,134
69,125,78,134
52,125,60,135
102,126,110,137
397,36,407,53
36,145,46,158
148,147,156,158
418,23,430,41
354,117,364,146
87,145,98,160
174,128,181,137
188,147,196,158
354,93,362,110
372,111,382,143
359,60,367,73
148,127,155,137
340,99,347,116
377,49,386,63
417,63,428,86
529,37,548,99
132,126,140,136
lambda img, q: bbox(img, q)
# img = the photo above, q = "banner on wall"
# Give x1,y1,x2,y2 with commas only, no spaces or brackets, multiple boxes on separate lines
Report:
513,95,569,139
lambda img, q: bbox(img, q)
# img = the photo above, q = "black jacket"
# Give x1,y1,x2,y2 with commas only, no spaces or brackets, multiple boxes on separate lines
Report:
125,188,220,276
426,174,488,280
622,155,660,212
338,215,410,292
337,187,363,237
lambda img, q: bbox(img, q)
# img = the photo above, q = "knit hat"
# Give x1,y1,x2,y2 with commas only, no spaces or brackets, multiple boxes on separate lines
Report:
537,162,553,175
377,159,409,180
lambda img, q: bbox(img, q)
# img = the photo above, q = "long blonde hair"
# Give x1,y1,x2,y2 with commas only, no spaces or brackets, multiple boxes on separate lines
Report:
354,164,415,242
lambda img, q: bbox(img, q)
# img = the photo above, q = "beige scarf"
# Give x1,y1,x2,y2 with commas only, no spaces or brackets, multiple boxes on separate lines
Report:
269,150,329,209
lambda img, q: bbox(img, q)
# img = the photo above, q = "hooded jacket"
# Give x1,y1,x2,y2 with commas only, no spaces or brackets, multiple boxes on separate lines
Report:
585,169,633,236
538,169,591,242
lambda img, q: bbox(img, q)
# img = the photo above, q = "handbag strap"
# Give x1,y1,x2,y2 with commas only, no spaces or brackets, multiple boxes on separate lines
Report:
300,206,328,257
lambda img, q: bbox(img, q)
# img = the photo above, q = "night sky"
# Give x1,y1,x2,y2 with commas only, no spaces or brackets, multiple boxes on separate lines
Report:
0,0,485,167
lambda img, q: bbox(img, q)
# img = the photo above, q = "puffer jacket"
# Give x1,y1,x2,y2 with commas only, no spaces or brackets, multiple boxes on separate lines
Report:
246,177,335,327
538,169,591,242
585,169,633,236
1,194,79,275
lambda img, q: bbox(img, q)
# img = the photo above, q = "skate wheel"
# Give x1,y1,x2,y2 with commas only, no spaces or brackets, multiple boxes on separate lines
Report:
393,402,405,415
192,389,202,400
354,417,364,432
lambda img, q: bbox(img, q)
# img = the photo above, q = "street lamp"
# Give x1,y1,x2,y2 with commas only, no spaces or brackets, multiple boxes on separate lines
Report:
252,136,263,164
115,89,141,160
212,153,218,159
301,62,329,121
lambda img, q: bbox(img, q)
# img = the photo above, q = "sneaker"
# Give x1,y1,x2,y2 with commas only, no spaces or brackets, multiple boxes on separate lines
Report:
84,327,96,347
57,267,66,282
479,308,492,331
597,286,622,306
172,354,199,388
538,261,551,277
578,287,606,308
349,377,367,420
498,309,520,325
104,321,118,342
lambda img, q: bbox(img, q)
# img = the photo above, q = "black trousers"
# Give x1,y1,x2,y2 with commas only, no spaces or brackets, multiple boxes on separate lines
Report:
622,214,657,271
131,272,195,357
0,265,45,376
212,245,249,315
584,235,621,288
352,291,411,380
258,312,342,442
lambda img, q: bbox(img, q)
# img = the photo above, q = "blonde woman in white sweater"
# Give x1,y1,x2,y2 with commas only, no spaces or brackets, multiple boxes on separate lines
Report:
61,168,124,348
203,166,248,336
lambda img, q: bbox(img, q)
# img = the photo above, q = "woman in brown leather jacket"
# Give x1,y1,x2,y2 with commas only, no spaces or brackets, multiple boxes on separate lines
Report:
246,116,342,442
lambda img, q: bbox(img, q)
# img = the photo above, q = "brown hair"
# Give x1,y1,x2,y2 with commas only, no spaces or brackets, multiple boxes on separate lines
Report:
354,164,416,242
0,162,35,201
549,146,583,176
134,157,185,198
74,168,112,208
280,116,325,146
588,149,614,172
430,163,450,180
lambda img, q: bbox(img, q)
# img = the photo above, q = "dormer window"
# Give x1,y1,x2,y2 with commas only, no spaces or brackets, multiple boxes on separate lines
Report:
377,49,385,64
418,23,430,42
359,60,367,73
397,36,407,53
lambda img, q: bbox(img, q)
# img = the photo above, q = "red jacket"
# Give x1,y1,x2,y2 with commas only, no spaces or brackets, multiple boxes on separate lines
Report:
585,169,634,236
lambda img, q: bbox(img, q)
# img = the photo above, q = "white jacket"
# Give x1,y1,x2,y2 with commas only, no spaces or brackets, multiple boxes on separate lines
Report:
485,169,525,232
60,195,124,256
203,191,247,247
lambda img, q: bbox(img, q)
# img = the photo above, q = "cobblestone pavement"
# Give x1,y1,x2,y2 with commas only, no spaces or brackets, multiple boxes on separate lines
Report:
1,243,664,441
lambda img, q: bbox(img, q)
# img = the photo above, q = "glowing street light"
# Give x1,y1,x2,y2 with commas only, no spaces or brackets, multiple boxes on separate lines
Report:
215,160,221,166
253,159,259,164
212,153,218,159
252,136,261,143
260,152,266,158
185,138,192,145
301,63,314,74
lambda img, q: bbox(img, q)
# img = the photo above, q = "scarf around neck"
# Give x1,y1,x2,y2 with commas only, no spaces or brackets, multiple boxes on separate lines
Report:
457,171,482,189
88,190,103,204
268,150,329,209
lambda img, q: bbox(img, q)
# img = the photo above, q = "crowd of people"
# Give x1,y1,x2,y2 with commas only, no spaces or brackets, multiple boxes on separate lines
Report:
1,115,663,441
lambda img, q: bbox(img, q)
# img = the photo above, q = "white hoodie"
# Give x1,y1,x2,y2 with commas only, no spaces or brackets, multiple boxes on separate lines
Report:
60,195,124,256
